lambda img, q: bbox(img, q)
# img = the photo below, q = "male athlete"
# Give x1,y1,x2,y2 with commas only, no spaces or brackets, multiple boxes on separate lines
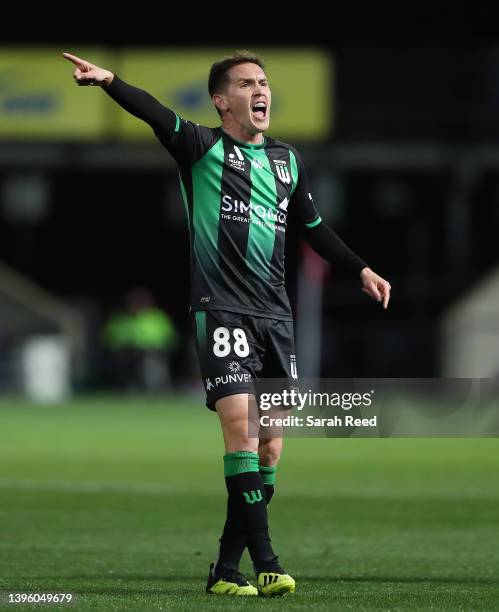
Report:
63,50,391,597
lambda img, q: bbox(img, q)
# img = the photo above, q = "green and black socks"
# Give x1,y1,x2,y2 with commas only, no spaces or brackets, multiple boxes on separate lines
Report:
215,452,278,573
259,464,277,506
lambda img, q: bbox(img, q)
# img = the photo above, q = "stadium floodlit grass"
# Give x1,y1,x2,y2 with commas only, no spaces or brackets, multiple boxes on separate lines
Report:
0,396,498,611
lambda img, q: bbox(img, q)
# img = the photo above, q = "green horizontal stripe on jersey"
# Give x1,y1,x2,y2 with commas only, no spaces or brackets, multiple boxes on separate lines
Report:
245,148,278,282
306,216,322,229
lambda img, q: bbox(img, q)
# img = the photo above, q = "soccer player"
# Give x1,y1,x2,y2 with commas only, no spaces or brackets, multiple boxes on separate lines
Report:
63,49,391,597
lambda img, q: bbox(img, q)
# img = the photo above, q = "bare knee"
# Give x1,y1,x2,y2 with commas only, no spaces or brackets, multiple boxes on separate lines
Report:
258,438,282,466
216,394,258,454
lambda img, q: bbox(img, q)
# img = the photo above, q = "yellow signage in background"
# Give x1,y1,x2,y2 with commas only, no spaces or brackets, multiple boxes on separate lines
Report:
0,47,333,142
0,48,116,140
118,48,333,141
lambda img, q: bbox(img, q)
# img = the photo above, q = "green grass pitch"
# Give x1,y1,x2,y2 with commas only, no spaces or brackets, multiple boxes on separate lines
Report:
0,395,498,610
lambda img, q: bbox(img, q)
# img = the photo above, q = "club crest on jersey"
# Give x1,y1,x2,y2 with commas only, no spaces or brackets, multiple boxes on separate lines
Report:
273,159,291,184
227,146,245,172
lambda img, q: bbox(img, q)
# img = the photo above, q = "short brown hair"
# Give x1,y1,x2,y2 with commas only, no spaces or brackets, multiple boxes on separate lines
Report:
208,50,265,98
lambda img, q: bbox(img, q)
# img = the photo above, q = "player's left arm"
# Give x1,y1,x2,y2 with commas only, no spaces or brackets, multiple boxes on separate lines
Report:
305,223,391,309
290,151,391,309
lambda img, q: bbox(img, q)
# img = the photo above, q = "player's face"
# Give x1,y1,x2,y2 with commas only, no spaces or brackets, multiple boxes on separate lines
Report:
223,63,271,134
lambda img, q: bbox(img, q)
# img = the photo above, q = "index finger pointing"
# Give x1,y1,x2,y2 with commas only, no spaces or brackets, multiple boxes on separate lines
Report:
62,52,86,67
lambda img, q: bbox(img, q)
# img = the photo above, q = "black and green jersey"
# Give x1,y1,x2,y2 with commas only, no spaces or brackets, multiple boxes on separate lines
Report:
104,75,366,321
165,119,321,321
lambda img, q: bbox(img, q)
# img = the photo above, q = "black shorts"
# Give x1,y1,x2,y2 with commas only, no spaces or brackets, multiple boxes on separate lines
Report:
192,309,298,411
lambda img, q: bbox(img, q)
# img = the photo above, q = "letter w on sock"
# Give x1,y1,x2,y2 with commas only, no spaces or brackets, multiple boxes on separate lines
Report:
242,489,263,504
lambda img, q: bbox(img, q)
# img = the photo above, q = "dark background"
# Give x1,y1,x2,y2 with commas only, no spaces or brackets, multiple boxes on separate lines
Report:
2,12,499,382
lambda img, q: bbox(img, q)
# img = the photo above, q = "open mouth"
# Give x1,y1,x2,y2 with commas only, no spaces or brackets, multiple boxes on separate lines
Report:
251,102,267,120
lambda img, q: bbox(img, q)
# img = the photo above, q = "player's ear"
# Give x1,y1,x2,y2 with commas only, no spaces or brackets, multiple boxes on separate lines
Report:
212,93,228,114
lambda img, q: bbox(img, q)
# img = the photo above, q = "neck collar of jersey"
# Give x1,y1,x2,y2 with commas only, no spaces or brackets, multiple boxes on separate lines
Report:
221,128,266,149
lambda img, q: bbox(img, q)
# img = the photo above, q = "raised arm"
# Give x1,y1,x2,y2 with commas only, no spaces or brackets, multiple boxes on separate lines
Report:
62,52,176,144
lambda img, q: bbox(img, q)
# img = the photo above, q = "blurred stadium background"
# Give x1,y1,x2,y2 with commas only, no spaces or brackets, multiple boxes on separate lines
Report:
1,22,499,610
2,40,499,394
